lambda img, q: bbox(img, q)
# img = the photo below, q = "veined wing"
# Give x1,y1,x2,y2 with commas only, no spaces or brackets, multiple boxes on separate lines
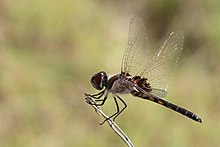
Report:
138,31,184,93
121,16,149,76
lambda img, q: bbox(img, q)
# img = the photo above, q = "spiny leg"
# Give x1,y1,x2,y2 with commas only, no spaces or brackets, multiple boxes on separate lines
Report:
100,95,127,125
94,94,108,106
86,90,105,99
85,90,105,105
100,96,120,125
113,95,127,121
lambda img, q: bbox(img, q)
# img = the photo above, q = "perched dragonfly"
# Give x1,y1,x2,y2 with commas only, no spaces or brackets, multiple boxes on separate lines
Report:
87,17,202,124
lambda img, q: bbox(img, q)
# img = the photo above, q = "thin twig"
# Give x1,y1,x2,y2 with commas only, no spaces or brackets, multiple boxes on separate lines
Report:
85,93,134,147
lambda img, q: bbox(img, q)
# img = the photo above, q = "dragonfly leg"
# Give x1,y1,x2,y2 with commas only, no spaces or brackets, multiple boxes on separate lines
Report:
94,94,108,106
86,90,105,99
100,95,127,125
100,96,120,125
112,95,127,121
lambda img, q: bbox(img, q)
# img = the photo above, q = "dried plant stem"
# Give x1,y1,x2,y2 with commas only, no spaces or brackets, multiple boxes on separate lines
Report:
85,94,134,147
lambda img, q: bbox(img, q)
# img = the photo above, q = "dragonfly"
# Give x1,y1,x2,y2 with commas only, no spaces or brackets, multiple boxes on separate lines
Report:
87,16,202,124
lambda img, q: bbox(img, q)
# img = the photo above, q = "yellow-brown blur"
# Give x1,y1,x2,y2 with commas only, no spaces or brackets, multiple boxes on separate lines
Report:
0,0,219,146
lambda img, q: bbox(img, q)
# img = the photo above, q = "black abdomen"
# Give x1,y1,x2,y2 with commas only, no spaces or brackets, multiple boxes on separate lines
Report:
131,91,202,123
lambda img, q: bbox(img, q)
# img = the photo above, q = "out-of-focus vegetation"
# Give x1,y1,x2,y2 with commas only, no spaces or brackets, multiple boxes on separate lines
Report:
0,0,220,146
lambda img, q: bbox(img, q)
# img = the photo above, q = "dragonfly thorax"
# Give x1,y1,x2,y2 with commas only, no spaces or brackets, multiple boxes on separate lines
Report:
91,71,108,90
107,74,134,94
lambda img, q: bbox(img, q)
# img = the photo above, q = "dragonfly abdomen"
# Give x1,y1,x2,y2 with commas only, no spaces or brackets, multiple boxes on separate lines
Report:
131,91,202,123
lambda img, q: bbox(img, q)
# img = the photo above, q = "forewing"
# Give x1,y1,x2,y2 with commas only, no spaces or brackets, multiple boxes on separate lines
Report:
121,17,149,76
138,31,184,92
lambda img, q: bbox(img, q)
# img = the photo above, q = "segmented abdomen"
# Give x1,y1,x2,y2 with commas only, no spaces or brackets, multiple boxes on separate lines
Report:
131,91,202,123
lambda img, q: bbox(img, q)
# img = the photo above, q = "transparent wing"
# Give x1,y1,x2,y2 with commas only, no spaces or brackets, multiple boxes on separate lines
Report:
138,31,184,92
121,16,149,75
151,88,167,98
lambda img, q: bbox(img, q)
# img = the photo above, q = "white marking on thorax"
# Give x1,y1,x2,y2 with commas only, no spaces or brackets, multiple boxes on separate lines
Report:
108,76,133,94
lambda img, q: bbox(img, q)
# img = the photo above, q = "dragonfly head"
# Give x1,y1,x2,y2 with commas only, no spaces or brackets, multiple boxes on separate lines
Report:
91,71,108,90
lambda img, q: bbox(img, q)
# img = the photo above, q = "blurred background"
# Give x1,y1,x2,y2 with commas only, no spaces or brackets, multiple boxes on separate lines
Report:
0,0,219,146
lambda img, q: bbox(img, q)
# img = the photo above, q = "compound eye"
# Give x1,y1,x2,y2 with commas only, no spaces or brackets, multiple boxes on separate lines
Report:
91,71,107,90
